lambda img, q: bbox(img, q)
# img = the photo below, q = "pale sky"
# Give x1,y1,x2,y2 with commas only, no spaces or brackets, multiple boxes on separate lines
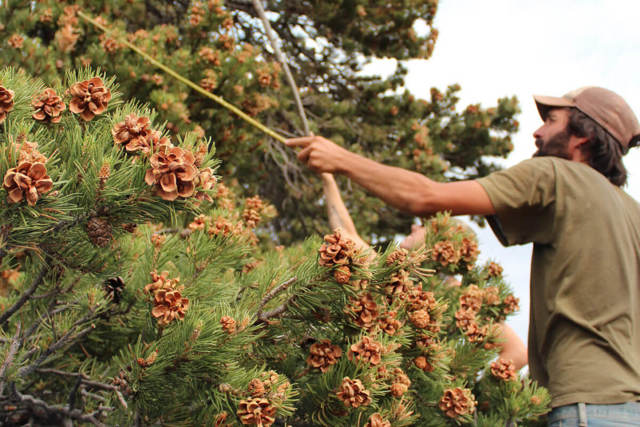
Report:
366,0,640,343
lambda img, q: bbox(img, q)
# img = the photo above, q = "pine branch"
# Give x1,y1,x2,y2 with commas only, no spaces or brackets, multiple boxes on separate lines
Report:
258,294,297,322
0,265,48,326
7,384,109,426
19,321,96,378
0,322,21,396
257,277,296,311
36,369,127,409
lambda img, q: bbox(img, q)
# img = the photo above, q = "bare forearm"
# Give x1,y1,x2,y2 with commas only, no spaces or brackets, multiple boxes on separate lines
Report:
337,151,437,215
322,173,358,235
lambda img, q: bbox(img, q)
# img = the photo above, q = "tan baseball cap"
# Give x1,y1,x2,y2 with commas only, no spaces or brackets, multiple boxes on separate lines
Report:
534,86,640,149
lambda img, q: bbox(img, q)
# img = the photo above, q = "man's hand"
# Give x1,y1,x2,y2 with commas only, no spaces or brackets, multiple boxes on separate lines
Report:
285,135,352,174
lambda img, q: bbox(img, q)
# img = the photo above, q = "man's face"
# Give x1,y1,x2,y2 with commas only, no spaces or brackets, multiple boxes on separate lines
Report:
532,108,572,159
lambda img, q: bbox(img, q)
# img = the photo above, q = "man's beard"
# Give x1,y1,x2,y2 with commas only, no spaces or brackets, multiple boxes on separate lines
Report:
533,129,571,159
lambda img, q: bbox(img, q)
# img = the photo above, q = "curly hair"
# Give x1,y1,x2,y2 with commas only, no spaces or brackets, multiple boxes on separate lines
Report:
567,108,627,187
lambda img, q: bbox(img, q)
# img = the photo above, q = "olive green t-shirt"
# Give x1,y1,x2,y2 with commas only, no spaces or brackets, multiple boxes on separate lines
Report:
477,157,640,407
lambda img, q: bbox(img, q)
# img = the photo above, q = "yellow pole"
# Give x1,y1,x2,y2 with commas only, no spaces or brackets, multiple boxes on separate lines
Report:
77,11,287,144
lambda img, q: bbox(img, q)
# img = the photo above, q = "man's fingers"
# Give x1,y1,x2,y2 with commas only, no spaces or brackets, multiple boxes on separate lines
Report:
285,136,315,148
297,145,314,163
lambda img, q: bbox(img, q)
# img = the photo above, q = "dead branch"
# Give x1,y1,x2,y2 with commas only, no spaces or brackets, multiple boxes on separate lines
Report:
0,265,48,326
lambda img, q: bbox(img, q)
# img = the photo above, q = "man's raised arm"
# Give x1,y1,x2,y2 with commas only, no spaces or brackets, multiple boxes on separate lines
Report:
286,135,496,217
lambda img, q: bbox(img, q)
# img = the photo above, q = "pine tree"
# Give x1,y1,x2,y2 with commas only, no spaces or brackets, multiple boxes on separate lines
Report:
0,67,548,425
0,0,519,245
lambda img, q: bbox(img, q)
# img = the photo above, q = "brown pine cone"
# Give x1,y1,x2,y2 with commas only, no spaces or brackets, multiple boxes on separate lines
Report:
306,340,342,373
364,413,391,427
3,162,53,206
69,77,111,121
151,288,189,326
431,240,460,267
460,237,479,264
345,293,378,330
378,311,402,336
487,261,503,277
7,34,24,49
112,113,153,154
333,265,351,284
439,387,477,419
31,88,66,123
86,217,112,248
144,146,198,201
237,397,276,426
406,284,437,312
490,358,517,382
348,336,382,366
336,377,371,408
104,276,125,304
0,85,15,123
454,308,476,330
384,269,411,297
414,355,434,372
220,315,236,334
144,270,173,295
409,309,431,329
502,295,520,315
318,229,356,267
483,286,501,305
248,378,266,397
386,248,408,265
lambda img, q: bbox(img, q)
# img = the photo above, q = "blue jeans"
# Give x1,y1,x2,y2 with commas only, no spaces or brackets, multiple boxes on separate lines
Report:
549,402,640,426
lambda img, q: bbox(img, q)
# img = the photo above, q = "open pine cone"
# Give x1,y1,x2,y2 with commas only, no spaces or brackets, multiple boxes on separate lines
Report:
86,217,112,248
439,387,477,419
3,162,53,206
306,340,342,373
490,358,517,382
345,293,378,330
31,88,66,123
0,85,15,123
318,229,356,267
144,146,198,201
348,336,382,366
112,113,153,154
236,397,276,427
365,413,391,427
151,288,189,326
69,77,111,121
336,377,371,408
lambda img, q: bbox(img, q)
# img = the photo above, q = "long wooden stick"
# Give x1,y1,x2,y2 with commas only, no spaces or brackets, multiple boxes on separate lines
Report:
77,11,287,144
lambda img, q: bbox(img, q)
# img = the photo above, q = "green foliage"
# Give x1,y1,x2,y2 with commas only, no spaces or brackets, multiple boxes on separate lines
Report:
0,0,519,244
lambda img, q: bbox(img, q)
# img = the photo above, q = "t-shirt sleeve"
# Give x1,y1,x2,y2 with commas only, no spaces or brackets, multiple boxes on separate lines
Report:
476,157,557,246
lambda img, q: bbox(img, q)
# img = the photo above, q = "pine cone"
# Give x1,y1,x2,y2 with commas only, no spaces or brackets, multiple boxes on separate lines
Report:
112,113,153,154
378,311,402,335
7,34,24,49
104,276,125,304
68,77,111,121
208,217,235,237
220,315,236,334
198,47,221,65
439,387,477,419
464,321,488,343
490,358,517,382
248,378,266,397
31,88,66,123
55,24,79,52
454,308,476,330
86,217,112,248
151,288,189,326
306,340,342,372
348,336,382,366
459,284,484,312
333,265,351,284
386,248,408,265
189,214,209,231
145,146,198,201
236,397,276,426
502,295,520,315
413,355,434,372
3,162,53,206
336,377,371,408
487,262,503,278
409,309,431,329
431,240,460,267
406,284,437,312
460,237,479,264
364,413,391,427
144,270,173,295
318,229,356,267
0,85,15,123
345,293,378,330
483,286,501,306
384,269,411,297
194,167,216,202
214,412,230,427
